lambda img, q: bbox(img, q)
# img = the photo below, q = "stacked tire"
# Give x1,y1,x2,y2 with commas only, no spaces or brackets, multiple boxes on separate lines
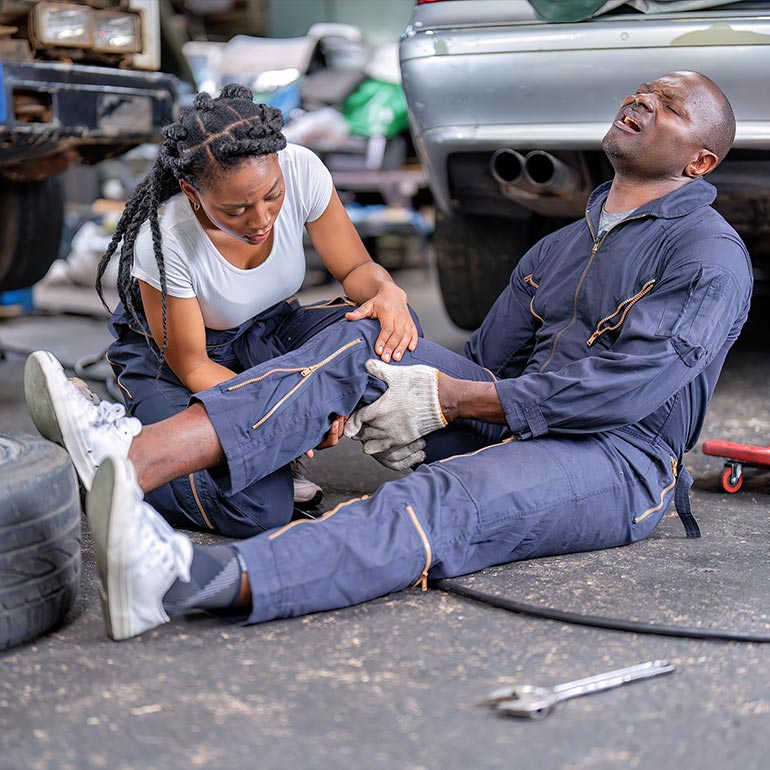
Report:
0,432,81,650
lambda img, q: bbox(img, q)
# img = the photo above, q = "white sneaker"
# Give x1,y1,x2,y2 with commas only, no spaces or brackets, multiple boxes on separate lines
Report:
68,376,101,405
291,458,323,506
87,455,193,641
24,350,142,490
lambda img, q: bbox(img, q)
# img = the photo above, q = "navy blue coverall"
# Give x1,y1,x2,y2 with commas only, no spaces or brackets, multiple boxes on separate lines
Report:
107,295,380,536
110,179,752,625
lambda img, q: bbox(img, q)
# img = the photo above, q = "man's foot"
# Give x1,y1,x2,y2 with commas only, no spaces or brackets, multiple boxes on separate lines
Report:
291,458,323,507
24,350,142,490
87,455,193,641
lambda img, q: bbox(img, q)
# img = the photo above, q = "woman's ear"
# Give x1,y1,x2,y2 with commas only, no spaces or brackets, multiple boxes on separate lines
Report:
179,179,200,209
684,149,719,178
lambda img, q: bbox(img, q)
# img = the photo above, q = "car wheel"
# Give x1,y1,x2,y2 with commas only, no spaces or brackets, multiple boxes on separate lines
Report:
0,177,65,293
0,432,81,651
433,211,531,331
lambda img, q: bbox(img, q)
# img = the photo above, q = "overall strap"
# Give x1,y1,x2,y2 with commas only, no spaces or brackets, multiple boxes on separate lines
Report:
674,461,701,538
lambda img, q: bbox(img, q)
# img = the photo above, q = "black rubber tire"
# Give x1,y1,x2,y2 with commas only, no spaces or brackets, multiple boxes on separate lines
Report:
0,432,81,651
0,177,65,292
433,211,531,331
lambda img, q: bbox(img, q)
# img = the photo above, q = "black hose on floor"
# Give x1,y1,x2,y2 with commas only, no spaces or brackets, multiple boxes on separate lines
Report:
434,579,770,643
73,348,123,402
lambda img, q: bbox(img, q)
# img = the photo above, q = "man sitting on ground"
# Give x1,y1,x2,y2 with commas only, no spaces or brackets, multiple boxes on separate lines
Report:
25,71,751,641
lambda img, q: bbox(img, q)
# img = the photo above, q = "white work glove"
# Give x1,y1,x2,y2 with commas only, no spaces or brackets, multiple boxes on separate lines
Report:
371,438,427,472
344,359,448,456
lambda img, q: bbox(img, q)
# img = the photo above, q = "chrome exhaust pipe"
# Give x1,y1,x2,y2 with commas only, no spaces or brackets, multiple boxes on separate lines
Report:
490,148,527,187
490,148,590,217
523,150,581,195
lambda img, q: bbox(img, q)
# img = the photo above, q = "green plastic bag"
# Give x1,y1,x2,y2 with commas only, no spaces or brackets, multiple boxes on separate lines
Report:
341,78,409,138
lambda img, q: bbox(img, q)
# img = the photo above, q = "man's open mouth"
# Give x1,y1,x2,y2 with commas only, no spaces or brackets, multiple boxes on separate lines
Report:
619,113,641,132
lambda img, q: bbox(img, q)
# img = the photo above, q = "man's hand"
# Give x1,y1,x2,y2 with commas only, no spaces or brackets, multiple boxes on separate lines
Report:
344,359,447,455
371,438,427,471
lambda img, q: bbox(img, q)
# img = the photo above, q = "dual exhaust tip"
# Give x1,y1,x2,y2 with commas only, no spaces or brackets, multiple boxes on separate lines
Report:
490,148,578,194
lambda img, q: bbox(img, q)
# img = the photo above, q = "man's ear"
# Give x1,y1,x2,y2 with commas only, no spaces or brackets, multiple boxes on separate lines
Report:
684,149,719,178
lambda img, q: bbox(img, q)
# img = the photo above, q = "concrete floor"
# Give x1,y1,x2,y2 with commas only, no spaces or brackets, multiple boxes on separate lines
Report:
2,264,770,770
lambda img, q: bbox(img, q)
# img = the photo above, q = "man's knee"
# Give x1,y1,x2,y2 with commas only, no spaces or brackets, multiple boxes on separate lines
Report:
402,338,494,383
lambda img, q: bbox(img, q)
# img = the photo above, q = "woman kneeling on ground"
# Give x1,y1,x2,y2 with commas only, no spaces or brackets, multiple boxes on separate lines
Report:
93,83,419,537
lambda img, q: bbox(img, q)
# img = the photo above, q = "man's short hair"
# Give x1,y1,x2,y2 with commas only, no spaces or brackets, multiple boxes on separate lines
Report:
692,72,736,163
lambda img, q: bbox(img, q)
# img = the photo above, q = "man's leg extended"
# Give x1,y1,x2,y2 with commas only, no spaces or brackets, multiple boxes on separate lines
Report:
89,429,678,638
233,431,676,623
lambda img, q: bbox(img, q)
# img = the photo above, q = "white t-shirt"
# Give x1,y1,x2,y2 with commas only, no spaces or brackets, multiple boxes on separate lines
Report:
131,143,334,330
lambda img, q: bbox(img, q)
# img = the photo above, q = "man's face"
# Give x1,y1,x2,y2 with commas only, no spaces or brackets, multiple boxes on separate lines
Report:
602,72,712,180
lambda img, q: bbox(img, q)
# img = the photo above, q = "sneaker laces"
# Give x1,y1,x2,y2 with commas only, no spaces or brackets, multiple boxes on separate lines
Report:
137,502,191,583
92,400,141,437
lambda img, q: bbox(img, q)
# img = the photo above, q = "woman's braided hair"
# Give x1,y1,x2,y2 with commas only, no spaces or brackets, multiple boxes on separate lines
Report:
95,83,287,360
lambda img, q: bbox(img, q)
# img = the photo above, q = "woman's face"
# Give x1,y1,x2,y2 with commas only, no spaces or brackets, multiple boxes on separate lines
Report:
184,155,285,246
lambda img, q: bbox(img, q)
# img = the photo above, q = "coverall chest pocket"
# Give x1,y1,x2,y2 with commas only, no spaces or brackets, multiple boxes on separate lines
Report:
522,273,545,325
586,277,657,348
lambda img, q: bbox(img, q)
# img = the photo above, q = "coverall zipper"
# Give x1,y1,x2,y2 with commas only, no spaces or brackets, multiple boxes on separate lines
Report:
305,295,357,309
524,274,544,323
224,338,362,429
586,279,656,346
634,457,678,524
188,474,215,530
405,505,433,591
438,435,514,464
268,494,371,540
105,353,133,401
540,211,649,372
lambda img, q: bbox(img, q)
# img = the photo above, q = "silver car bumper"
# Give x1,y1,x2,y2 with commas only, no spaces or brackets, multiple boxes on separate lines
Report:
400,4,770,212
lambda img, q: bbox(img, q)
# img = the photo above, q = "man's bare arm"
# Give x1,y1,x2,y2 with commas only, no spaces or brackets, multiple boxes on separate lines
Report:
436,373,507,425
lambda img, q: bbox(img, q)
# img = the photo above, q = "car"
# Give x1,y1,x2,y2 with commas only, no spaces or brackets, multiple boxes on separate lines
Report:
0,0,187,293
399,0,770,329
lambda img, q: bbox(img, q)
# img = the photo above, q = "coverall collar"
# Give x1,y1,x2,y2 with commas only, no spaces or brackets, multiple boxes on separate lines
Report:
586,177,718,234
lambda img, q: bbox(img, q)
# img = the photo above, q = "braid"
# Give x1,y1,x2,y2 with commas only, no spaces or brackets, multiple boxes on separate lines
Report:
96,84,287,367
146,171,168,362
170,86,287,187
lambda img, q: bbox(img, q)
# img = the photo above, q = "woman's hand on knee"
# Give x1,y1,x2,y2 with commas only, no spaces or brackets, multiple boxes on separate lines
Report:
345,284,418,363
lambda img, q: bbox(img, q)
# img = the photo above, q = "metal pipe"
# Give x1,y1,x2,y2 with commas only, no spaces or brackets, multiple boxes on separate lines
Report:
523,150,581,194
491,148,590,217
490,148,527,187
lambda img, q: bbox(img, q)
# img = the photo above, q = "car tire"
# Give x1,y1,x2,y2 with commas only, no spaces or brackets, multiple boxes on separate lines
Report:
433,211,530,331
0,432,81,651
0,177,65,293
